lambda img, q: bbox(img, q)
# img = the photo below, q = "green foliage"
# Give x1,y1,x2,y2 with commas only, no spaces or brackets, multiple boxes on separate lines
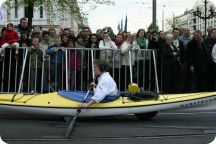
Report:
3,0,115,27
166,17,180,29
147,23,159,33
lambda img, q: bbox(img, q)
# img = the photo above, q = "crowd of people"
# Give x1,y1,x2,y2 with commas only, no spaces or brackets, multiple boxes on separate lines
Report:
0,17,216,94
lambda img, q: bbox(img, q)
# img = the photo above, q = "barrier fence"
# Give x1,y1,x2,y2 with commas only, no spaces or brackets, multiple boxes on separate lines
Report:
0,47,159,94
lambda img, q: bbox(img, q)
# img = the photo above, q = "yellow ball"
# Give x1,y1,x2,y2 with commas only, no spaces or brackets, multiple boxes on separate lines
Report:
128,83,140,93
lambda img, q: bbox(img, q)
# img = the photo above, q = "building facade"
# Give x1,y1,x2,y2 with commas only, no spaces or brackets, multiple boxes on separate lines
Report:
0,0,84,34
175,9,216,35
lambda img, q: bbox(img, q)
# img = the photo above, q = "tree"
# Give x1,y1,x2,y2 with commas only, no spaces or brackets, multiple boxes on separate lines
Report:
165,16,180,30
147,22,159,33
2,0,114,28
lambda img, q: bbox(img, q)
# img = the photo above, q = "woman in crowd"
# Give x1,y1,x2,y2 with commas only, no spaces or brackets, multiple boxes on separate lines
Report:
133,29,149,90
61,34,69,47
114,33,123,88
120,34,137,91
161,34,180,93
99,32,117,65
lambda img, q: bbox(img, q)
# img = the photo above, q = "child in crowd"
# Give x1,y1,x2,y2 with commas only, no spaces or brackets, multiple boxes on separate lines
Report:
61,34,69,47
46,36,65,90
67,41,81,90
0,23,19,61
27,37,43,93
40,31,52,92
19,31,31,47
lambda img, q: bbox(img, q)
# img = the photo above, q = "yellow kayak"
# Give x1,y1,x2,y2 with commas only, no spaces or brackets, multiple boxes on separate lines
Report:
0,91,216,120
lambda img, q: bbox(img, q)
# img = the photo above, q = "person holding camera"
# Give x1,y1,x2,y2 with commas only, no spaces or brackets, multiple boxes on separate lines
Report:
99,32,117,65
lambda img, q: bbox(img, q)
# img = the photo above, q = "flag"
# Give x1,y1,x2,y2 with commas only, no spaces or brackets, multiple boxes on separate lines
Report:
117,21,121,32
0,7,3,21
120,18,123,32
124,14,128,32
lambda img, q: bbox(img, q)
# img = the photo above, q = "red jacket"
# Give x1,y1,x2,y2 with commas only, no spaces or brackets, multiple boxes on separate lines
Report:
1,30,19,46
69,49,81,71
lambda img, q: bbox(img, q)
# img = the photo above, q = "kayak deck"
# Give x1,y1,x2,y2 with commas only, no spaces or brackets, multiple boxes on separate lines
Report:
0,92,215,108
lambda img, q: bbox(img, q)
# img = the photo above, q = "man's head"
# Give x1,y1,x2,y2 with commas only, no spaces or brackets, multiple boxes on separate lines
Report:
183,27,190,37
63,28,70,37
49,28,56,37
193,30,202,42
20,18,28,28
82,26,91,37
93,59,110,76
42,31,50,42
158,31,165,39
207,26,213,36
172,28,180,39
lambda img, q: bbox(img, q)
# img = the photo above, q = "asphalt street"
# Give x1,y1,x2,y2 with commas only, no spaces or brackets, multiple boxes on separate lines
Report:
0,110,216,144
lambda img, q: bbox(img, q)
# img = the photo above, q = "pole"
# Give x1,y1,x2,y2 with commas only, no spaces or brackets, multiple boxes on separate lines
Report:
204,0,207,36
162,5,165,31
152,0,157,30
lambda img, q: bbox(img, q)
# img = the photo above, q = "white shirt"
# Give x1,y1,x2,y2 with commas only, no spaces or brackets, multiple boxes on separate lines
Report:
212,44,216,63
91,72,118,103
120,41,136,66
99,39,117,50
99,39,117,63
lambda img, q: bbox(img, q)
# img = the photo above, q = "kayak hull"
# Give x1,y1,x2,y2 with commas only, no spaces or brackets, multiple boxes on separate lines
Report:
0,91,215,117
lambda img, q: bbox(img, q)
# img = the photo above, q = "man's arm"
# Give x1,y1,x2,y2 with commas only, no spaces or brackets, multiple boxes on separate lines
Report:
79,100,96,108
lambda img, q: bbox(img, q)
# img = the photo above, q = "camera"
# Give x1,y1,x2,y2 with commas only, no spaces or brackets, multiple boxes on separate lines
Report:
58,48,62,52
152,37,157,41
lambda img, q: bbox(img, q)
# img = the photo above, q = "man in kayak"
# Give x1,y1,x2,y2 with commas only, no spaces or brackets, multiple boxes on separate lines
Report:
78,59,118,108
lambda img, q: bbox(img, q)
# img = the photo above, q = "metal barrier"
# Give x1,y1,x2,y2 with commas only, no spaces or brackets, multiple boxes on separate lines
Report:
0,47,159,93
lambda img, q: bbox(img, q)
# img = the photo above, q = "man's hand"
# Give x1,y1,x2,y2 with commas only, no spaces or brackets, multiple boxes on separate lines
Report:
90,82,96,88
78,103,89,108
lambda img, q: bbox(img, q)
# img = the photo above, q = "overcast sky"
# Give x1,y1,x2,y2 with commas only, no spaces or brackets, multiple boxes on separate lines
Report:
1,0,216,33
83,0,216,33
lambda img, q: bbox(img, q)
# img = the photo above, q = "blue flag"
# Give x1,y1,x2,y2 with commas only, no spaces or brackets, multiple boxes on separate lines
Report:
120,18,123,32
124,14,128,32
117,21,121,32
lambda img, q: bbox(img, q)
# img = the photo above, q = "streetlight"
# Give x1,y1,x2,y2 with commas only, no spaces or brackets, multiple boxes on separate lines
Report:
193,0,216,36
152,0,157,30
162,5,165,31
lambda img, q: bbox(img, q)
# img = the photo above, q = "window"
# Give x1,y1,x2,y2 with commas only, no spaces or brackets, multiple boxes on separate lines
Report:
24,6,34,18
24,6,28,18
15,7,18,18
39,0,43,18
15,0,18,18
40,6,43,18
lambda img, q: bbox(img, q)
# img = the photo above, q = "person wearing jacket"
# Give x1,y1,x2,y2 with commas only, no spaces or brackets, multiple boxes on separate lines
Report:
99,32,117,64
0,23,19,60
46,36,65,90
161,34,180,93
27,37,43,93
120,34,137,91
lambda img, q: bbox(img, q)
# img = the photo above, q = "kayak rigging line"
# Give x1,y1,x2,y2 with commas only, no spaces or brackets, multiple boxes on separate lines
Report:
22,94,39,103
11,93,39,103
